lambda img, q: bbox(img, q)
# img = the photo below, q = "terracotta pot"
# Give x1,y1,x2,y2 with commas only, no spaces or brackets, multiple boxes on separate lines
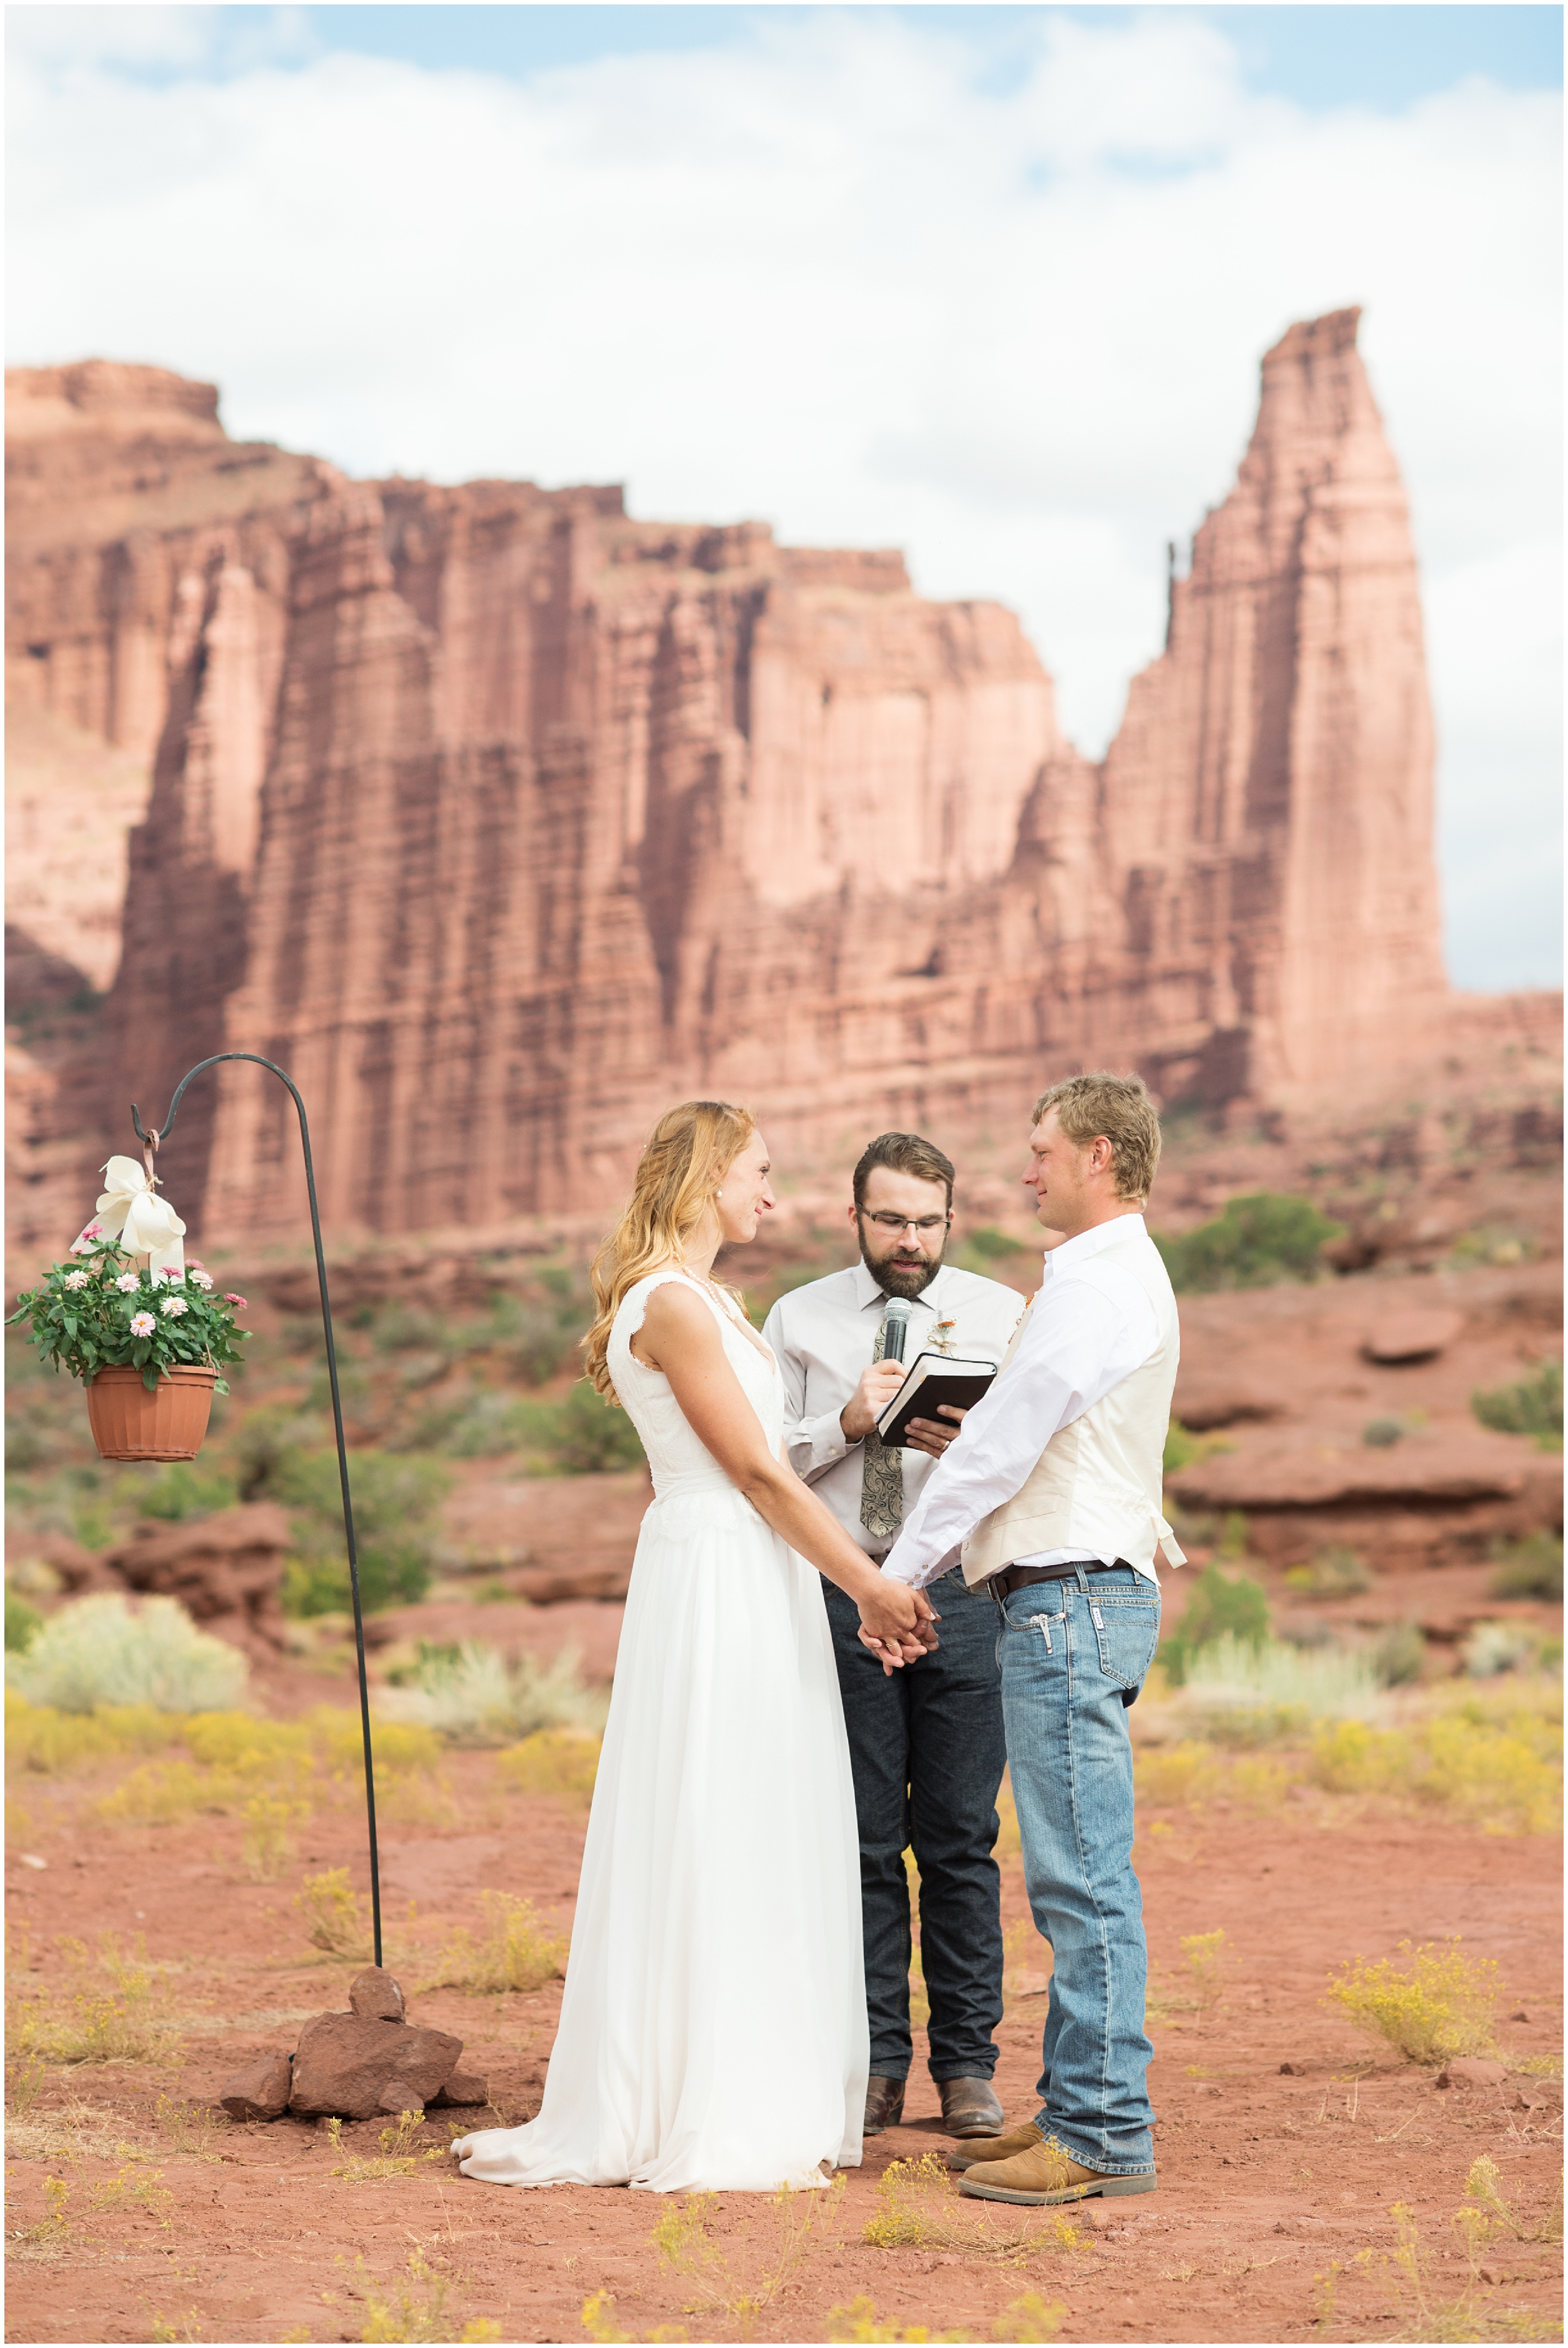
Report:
85,1364,218,1462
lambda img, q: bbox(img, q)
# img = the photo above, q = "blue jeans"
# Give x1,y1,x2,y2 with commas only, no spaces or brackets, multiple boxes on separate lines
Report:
996,1564,1159,2174
823,1570,1006,2081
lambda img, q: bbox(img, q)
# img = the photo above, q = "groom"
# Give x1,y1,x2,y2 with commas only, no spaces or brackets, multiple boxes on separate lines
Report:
878,1074,1183,2206
763,1132,1026,2140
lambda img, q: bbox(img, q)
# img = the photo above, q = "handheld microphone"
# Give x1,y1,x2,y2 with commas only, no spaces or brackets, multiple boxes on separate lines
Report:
882,1297,914,1364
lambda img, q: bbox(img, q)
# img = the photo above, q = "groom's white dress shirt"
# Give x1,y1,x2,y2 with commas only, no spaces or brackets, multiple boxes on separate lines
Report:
881,1214,1166,1592
763,1260,1027,1561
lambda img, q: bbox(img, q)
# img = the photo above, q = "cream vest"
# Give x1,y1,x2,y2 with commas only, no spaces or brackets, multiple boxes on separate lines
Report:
961,1223,1187,1586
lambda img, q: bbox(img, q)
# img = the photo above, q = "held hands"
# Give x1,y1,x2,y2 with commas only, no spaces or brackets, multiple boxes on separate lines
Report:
854,1576,941,1676
840,1358,909,1443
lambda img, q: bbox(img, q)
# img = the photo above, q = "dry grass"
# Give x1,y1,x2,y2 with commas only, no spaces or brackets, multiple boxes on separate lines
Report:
647,2175,850,2337
862,2154,1083,2265
346,2247,501,2341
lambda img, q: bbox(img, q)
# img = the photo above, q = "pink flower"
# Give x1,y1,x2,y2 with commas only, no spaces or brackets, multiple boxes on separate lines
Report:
129,1311,156,1337
224,1294,248,1310
188,1269,214,1292
160,1295,189,1318
63,1270,90,1291
115,1273,141,1294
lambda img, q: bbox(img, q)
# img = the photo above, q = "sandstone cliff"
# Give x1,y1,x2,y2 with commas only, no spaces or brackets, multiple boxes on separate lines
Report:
6,314,1461,1246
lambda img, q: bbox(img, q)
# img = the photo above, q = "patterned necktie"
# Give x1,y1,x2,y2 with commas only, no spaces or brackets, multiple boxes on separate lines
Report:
859,1305,906,1541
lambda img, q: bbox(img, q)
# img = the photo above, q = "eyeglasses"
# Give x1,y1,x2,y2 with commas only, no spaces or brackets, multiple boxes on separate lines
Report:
861,1213,950,1235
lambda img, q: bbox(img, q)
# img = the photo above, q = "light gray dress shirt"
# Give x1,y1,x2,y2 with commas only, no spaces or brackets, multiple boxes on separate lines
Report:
880,1214,1169,1592
762,1260,1029,1561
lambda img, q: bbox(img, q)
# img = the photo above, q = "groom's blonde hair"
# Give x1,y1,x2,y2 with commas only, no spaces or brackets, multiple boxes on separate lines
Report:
1032,1071,1161,1203
583,1101,758,1402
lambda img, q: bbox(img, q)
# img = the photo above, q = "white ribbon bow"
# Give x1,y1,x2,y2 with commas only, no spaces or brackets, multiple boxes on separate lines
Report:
89,1155,187,1279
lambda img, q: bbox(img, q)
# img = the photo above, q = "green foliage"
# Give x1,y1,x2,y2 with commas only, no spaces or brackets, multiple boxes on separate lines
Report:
6,1588,43,1652
1325,1937,1500,2065
11,1929,183,2064
967,1225,1027,1258
273,1448,449,1615
137,1462,239,1521
1162,1419,1200,1474
1491,1532,1564,1602
1363,1416,1404,1448
1471,1359,1563,1448
1158,1566,1269,1687
5,1594,248,1713
549,1383,647,1474
1153,1192,1342,1292
1369,1622,1427,1687
7,1242,249,1394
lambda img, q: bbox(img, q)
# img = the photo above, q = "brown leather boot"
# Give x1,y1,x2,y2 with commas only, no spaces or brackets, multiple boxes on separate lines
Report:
959,2137,1157,2204
938,2077,1005,2138
862,2076,906,2135
948,2119,1046,2171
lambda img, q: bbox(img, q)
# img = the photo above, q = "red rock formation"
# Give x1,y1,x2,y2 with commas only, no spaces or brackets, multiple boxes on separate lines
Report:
4,313,1466,1246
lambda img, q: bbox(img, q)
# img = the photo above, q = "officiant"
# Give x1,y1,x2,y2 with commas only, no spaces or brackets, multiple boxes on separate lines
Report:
763,1132,1026,2140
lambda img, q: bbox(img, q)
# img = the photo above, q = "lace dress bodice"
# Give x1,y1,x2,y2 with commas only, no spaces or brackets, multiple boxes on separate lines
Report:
607,1270,782,1497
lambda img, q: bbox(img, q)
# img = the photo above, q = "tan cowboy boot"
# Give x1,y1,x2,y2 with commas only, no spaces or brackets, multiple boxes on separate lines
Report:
958,2135,1157,2204
948,2119,1046,2172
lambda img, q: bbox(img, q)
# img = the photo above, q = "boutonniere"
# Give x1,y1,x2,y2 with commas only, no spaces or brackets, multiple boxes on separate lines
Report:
932,1316,958,1356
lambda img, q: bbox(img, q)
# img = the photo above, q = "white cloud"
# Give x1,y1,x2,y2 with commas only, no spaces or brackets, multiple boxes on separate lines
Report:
5,8,1560,987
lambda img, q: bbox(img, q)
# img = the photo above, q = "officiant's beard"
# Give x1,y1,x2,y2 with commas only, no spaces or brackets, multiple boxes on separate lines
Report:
859,1230,945,1300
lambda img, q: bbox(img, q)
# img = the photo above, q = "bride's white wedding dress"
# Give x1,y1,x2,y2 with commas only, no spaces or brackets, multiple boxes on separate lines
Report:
454,1270,867,2193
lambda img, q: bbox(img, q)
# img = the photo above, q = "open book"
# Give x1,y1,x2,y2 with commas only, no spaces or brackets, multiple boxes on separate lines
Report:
874,1351,998,1450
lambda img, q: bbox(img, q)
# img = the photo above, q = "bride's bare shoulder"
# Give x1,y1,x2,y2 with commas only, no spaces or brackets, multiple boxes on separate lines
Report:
629,1273,721,1370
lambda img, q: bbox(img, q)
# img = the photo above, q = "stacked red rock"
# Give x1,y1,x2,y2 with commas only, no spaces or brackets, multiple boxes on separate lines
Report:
6,314,1457,1245
216,1966,487,2123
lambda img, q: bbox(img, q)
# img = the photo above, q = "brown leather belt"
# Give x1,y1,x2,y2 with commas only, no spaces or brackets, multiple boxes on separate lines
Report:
986,1559,1131,1603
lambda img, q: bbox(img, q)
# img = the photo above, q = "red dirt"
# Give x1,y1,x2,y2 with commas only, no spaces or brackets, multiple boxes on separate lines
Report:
6,1725,1561,2345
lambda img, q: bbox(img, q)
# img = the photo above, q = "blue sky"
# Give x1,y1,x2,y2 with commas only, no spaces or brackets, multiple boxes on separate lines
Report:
7,4,1563,988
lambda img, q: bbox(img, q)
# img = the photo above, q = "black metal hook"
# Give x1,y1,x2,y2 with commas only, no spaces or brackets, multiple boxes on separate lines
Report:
134,1054,383,1968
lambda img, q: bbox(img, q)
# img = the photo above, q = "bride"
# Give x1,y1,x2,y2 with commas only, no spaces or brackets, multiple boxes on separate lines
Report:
454,1102,935,2195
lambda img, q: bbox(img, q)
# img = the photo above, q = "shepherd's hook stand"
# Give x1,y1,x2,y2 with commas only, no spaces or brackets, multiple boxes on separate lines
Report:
132,1054,383,1967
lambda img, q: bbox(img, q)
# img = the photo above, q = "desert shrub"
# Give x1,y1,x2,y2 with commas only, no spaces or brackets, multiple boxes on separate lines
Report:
1176,1634,1385,1740
1158,1566,1268,1687
377,1643,607,1745
308,1708,443,1780
6,1595,247,1714
495,1728,602,1803
503,1307,575,1388
420,1891,567,1994
5,1692,184,1773
1285,1547,1372,1598
441,1393,525,1458
1471,1359,1563,1448
1490,1532,1564,1602
1162,1420,1202,1475
372,1304,445,1355
548,1384,646,1474
1311,1718,1416,1796
1463,1620,1542,1678
11,1930,182,2064
1362,1417,1404,1448
1134,1741,1222,1807
968,1226,1027,1259
1228,1755,1292,1809
1179,1928,1227,2016
6,1588,42,1652
1420,1713,1560,1834
1369,1622,1426,1687
1326,1938,1500,2064
273,1448,449,1615
137,1463,238,1521
1154,1193,1342,1292
98,1759,231,1825
859,2154,1079,2270
352,2247,501,2342
297,1866,372,1958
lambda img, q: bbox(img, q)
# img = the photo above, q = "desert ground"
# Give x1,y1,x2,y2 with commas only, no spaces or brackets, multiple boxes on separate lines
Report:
6,1096,1563,2345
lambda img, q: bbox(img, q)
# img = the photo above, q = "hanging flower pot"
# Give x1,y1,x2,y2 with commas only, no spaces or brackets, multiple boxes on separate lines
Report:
85,1363,221,1462
7,1159,249,1465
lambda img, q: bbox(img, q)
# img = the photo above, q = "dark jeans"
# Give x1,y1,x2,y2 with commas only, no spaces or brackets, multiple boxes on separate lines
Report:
823,1569,1007,2082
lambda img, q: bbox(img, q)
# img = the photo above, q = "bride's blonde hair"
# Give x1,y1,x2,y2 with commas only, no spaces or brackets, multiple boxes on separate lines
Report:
583,1100,758,1401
